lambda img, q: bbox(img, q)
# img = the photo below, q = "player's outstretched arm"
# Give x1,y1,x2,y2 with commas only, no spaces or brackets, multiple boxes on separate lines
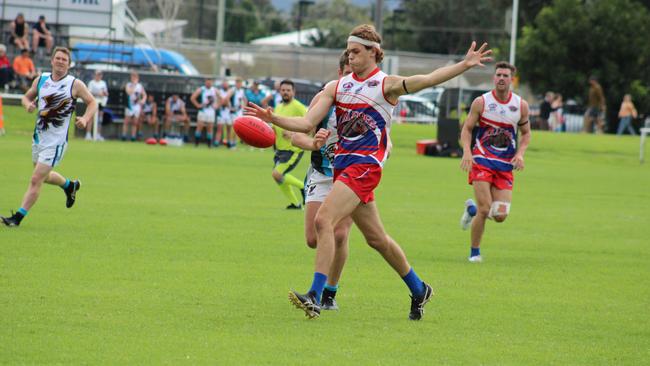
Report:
512,101,531,171
385,42,492,102
244,81,335,133
292,128,330,151
460,97,483,172
73,80,98,129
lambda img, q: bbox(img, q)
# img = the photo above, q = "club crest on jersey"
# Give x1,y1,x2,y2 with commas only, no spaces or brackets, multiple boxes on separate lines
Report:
342,82,354,90
488,103,497,112
367,80,380,88
509,105,518,112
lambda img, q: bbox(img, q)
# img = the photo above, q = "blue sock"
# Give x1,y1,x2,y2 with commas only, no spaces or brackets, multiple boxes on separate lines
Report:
471,247,481,257
61,179,70,190
324,283,338,292
467,204,477,216
17,207,28,216
207,133,213,141
308,272,328,304
402,268,425,297
195,131,201,139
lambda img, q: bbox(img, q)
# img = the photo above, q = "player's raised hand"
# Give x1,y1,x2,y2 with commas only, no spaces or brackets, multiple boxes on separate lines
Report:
463,41,492,69
312,128,331,150
244,102,274,123
75,116,89,129
512,154,525,171
460,151,475,172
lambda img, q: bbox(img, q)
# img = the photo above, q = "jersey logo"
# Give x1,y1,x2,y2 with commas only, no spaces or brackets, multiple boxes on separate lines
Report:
367,80,380,88
338,110,376,138
38,93,74,130
488,103,497,112
354,86,363,93
509,105,518,112
342,82,353,90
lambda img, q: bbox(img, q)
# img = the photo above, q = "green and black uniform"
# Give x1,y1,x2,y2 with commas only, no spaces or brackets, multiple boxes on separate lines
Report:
273,98,307,207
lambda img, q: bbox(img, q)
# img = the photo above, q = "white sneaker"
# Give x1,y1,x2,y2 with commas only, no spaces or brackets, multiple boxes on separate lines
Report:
96,135,105,142
468,255,482,263
460,198,477,230
84,133,92,141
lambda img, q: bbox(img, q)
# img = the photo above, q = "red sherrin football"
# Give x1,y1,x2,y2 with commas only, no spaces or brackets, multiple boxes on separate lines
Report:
233,116,275,148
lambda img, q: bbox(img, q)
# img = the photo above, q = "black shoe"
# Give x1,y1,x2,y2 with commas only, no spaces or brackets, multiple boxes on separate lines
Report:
409,282,434,321
1,211,22,227
321,288,339,311
65,180,81,208
288,290,320,319
286,203,302,210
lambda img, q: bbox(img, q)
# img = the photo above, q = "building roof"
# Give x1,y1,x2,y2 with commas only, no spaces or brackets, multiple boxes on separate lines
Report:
251,28,325,47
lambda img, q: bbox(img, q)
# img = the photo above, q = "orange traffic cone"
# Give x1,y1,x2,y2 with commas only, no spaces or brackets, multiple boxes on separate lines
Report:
0,95,4,136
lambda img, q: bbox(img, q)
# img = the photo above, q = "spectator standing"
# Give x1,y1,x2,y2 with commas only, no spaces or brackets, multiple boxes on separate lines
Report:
245,80,267,107
538,92,553,130
584,76,606,133
0,45,13,89
616,94,638,136
85,70,108,140
9,13,30,51
13,49,36,92
32,15,54,55
549,93,564,132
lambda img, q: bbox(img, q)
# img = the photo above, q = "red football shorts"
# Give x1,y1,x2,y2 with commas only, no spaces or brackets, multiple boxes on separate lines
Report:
469,163,514,191
333,163,382,204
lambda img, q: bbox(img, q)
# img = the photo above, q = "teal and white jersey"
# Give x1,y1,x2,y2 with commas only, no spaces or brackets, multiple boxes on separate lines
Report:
200,86,218,112
231,88,246,111
33,72,76,147
127,82,144,109
310,107,338,177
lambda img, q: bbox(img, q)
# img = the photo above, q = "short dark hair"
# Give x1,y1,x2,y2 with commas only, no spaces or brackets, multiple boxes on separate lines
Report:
495,61,516,75
280,79,294,90
51,47,71,65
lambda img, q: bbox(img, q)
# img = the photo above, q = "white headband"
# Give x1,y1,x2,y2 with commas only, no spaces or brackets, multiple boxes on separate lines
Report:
347,36,381,49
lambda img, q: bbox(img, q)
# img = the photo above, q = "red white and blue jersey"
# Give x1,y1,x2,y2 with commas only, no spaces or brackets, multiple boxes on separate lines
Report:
334,67,395,169
473,90,522,172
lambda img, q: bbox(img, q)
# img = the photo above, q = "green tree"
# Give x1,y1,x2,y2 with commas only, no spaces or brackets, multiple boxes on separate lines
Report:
518,0,650,122
225,0,288,42
400,0,512,54
297,0,373,49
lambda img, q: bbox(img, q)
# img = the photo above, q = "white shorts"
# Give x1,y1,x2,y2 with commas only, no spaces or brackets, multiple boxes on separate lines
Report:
218,109,232,125
305,169,334,203
32,143,67,167
125,105,142,118
198,109,216,124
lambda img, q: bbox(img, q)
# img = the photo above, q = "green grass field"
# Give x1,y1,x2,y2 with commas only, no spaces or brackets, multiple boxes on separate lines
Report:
1,105,649,365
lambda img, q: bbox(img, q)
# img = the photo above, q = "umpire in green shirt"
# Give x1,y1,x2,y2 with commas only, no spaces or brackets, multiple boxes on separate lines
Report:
272,79,308,209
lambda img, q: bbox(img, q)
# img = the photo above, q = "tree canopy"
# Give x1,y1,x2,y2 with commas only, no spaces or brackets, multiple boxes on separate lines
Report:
518,0,650,116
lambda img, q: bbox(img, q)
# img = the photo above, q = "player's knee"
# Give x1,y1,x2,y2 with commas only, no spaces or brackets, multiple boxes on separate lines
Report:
29,174,44,187
306,236,317,249
489,201,511,222
366,234,389,252
477,204,491,217
334,229,348,248
314,213,333,235
271,171,283,183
